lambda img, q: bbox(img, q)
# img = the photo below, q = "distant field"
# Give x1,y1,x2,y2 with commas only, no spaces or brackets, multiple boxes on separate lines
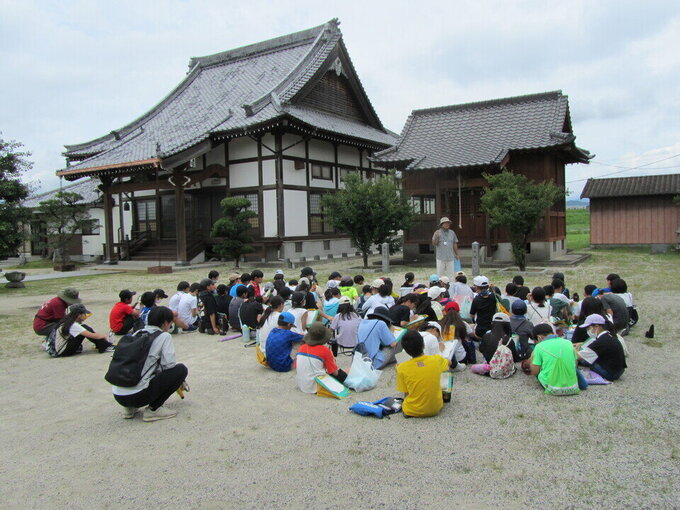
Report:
566,208,590,251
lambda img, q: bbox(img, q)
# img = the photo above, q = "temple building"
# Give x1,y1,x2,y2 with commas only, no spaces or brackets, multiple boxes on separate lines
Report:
371,91,592,262
57,19,395,264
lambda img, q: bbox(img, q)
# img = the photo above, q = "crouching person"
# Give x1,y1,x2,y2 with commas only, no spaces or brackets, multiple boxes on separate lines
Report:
397,330,451,418
108,306,188,422
47,304,114,357
295,322,348,393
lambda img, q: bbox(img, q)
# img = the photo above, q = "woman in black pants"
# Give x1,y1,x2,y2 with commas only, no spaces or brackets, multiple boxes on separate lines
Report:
112,307,189,422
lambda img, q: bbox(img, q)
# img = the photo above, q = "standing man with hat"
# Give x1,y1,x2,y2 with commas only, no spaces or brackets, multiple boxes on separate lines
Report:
33,287,82,337
432,217,460,280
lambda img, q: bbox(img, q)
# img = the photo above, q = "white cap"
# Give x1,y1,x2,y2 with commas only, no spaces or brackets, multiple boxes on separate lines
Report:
439,276,450,285
427,286,443,299
371,279,384,288
326,280,339,289
472,275,489,287
425,321,442,333
275,269,285,275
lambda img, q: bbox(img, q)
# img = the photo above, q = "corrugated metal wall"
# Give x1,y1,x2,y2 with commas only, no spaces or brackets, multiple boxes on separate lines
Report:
590,195,680,244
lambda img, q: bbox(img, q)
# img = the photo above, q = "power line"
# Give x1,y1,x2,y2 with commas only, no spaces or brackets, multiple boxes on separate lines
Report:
566,152,680,184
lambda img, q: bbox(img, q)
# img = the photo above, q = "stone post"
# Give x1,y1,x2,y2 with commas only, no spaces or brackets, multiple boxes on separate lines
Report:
471,241,480,276
381,242,390,274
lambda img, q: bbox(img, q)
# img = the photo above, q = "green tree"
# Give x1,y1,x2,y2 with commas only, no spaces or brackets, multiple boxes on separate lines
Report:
322,172,414,268
37,191,93,266
0,135,32,257
480,170,565,271
211,197,257,267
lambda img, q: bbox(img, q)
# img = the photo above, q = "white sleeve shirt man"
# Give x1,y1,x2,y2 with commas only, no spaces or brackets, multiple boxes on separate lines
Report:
177,293,198,327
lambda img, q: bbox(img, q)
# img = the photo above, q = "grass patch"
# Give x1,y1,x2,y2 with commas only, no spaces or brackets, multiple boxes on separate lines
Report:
566,209,590,251
2,259,83,270
642,338,663,348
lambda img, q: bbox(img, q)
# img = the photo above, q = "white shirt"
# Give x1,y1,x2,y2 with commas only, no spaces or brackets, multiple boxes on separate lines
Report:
526,301,553,325
69,322,86,337
178,293,198,326
362,294,395,317
168,291,184,312
450,282,473,298
420,331,441,356
289,307,308,334
258,311,280,352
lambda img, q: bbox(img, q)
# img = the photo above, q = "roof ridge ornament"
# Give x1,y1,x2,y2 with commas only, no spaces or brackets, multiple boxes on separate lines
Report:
331,57,344,77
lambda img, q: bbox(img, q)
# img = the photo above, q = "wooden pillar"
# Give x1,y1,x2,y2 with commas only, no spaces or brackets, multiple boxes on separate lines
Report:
101,176,117,264
275,131,285,238
174,169,189,265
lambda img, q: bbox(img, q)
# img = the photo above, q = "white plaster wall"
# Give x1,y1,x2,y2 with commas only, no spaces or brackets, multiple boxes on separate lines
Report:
262,189,278,237
262,159,276,186
284,189,308,237
206,143,226,166
229,136,257,159
282,159,306,186
281,134,305,157
308,139,334,162
81,205,133,257
229,161,259,188
310,175,336,189
261,134,276,156
337,144,359,166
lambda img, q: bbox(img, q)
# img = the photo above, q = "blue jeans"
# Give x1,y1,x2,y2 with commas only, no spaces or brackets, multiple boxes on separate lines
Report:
590,362,623,381
576,369,589,390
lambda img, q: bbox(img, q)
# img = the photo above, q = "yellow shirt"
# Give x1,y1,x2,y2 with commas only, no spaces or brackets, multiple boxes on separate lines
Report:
396,355,449,417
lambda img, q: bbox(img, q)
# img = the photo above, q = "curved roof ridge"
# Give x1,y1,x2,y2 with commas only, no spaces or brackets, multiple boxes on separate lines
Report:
242,19,341,117
188,21,330,70
412,90,564,116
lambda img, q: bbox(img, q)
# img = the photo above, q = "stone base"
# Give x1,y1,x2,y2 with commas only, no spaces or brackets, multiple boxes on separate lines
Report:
148,265,173,274
53,264,77,272
6,282,25,288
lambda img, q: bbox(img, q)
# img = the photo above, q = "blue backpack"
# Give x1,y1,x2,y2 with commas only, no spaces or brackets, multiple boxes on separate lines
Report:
349,397,403,419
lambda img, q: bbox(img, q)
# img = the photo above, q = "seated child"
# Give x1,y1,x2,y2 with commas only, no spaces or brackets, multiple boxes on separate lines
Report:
339,276,359,302
265,312,304,372
295,322,348,394
47,304,114,356
397,330,451,418
322,287,341,325
419,321,443,356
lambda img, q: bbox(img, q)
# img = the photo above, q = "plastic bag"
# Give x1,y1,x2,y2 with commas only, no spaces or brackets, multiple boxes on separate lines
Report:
459,296,473,321
454,258,462,273
344,351,382,392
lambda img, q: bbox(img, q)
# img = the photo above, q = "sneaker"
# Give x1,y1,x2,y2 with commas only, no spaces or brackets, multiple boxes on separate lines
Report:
100,343,115,353
453,362,466,372
142,406,178,422
123,407,138,419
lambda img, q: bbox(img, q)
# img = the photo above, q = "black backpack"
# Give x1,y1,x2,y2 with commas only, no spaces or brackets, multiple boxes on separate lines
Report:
104,330,163,387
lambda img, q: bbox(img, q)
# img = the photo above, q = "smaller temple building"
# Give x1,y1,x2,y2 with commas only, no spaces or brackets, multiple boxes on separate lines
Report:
372,91,592,263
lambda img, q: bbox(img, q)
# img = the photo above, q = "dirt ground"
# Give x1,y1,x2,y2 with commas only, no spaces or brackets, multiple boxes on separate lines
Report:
1,254,678,509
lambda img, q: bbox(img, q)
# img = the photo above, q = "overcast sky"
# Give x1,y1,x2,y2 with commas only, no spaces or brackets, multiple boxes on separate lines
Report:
2,0,679,198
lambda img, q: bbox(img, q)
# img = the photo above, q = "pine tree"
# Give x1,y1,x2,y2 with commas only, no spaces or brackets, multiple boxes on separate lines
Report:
211,197,257,267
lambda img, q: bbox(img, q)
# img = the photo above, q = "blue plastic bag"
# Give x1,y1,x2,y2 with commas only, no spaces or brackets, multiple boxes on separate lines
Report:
454,258,462,273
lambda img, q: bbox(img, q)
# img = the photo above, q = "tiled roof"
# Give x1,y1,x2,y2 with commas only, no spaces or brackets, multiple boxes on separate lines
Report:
24,178,101,208
581,174,680,199
372,91,591,171
60,19,393,178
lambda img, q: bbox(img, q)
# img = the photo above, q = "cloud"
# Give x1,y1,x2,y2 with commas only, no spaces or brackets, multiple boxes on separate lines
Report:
0,0,678,198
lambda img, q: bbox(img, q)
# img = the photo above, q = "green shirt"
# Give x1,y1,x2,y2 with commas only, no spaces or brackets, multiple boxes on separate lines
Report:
532,336,579,395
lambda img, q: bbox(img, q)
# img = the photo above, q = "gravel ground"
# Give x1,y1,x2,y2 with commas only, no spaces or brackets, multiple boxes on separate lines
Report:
1,254,679,509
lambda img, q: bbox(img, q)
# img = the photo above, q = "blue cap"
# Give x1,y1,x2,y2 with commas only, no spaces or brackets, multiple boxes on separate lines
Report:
592,288,601,297
278,312,295,325
429,274,440,282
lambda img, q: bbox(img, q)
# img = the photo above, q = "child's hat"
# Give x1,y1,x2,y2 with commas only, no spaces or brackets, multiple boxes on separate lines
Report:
278,312,295,325
304,322,332,346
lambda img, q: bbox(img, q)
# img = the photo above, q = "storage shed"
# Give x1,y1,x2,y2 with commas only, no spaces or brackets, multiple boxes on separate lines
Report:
581,174,680,247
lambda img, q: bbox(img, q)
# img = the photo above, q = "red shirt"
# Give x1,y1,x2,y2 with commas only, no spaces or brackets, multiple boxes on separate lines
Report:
109,302,134,331
295,344,338,374
33,297,68,332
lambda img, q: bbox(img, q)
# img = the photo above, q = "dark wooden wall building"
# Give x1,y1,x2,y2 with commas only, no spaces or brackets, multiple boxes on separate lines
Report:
372,91,591,262
581,174,680,247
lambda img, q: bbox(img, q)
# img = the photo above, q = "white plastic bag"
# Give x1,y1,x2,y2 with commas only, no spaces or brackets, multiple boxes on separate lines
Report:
344,351,381,392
